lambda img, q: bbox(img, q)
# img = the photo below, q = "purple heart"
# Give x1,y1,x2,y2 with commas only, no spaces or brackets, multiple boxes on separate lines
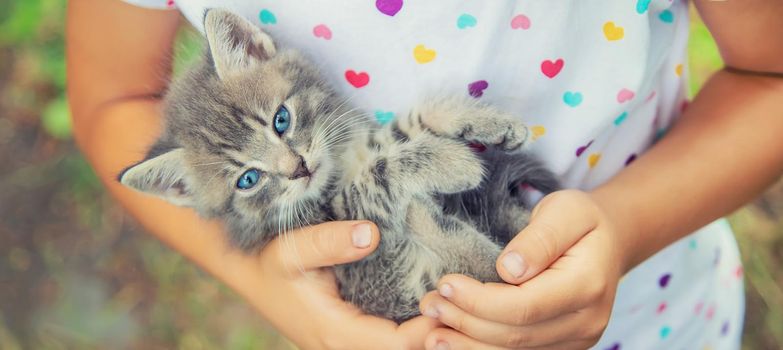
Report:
721,321,730,336
658,273,671,288
376,0,403,16
606,343,621,350
468,80,489,98
625,154,637,166
575,140,593,157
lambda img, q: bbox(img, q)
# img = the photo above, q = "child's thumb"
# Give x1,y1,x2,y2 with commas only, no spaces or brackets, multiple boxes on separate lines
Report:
496,190,598,284
267,220,380,272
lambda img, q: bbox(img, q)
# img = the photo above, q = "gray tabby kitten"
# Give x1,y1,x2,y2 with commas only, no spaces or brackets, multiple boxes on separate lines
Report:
119,9,558,323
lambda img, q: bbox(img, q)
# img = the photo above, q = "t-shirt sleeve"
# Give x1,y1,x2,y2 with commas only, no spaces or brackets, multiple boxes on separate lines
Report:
122,0,177,10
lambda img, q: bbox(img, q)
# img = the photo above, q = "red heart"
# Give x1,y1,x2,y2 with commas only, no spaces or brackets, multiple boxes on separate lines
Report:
345,70,370,88
541,59,564,79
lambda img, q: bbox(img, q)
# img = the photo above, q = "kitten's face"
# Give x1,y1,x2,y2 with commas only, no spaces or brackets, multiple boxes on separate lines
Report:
119,9,361,245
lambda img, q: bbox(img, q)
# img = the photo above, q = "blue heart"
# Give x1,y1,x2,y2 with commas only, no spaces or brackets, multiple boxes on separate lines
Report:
457,14,477,29
659,10,674,23
259,9,277,24
660,326,671,339
563,92,583,107
375,110,395,125
636,0,652,14
613,112,628,126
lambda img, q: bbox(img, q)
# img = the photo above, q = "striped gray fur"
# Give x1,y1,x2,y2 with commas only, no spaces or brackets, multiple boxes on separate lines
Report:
118,9,559,323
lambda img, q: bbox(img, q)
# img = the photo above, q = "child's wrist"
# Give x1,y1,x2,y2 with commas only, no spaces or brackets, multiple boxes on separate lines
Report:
587,186,643,274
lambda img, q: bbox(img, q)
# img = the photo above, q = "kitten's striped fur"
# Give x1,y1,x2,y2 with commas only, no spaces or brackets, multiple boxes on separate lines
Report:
119,9,558,322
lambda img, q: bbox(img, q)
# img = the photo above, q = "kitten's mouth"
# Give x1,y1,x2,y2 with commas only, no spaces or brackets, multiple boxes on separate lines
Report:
306,165,320,186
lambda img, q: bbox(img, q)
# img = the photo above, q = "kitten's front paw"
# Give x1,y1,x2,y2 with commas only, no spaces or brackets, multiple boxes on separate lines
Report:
413,96,530,152
459,117,529,152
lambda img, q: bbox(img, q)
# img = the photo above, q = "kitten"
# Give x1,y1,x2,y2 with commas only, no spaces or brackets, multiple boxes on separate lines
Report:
118,9,558,322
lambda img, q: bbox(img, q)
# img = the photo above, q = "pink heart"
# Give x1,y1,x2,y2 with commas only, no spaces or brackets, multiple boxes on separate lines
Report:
541,59,564,79
616,88,635,103
705,304,715,320
657,302,667,314
313,24,332,40
694,301,704,315
510,14,531,30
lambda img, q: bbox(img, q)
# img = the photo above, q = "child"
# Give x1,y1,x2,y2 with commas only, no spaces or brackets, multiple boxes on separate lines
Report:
67,0,783,348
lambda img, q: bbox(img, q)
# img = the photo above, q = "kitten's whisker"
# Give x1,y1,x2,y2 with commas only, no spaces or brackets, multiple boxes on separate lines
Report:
318,108,365,138
191,160,229,168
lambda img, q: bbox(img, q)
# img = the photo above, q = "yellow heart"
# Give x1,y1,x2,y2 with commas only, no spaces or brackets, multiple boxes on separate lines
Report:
675,64,683,77
413,44,437,64
588,153,602,168
531,125,546,140
603,22,624,41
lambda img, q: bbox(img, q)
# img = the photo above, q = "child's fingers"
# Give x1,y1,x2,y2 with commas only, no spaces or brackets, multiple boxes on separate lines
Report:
433,271,596,326
265,220,380,273
496,190,599,284
420,290,599,348
425,327,505,350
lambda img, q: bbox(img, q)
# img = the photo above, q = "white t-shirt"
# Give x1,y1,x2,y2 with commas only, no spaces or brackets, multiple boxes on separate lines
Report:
125,1,745,348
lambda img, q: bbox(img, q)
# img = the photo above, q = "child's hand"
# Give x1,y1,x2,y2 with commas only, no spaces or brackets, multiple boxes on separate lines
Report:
253,220,441,349
419,190,625,349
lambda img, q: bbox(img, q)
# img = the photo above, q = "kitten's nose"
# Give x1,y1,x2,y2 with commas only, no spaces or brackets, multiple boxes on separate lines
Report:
289,156,310,180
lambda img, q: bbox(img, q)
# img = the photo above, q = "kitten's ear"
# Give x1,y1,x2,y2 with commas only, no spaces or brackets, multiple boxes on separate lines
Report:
118,148,196,207
204,8,277,79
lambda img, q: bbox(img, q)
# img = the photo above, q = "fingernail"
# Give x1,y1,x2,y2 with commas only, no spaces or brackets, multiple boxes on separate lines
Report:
351,223,372,248
502,251,527,279
438,283,453,298
434,341,450,350
423,305,439,318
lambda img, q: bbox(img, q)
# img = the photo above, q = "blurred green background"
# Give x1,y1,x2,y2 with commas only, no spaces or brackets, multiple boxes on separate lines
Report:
0,2,781,349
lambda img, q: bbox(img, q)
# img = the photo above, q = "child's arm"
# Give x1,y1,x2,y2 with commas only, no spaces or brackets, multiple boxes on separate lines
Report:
67,1,438,348
418,1,783,348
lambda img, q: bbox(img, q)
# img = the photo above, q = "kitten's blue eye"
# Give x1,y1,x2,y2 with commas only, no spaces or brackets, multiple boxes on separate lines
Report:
236,169,261,190
273,105,291,135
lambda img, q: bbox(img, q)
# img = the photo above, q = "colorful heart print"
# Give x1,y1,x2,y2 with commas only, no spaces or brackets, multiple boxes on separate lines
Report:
617,89,635,103
510,14,531,30
657,302,667,314
603,21,624,41
345,70,370,88
313,24,332,40
468,80,488,98
376,0,403,16
413,44,436,64
457,14,477,29
588,153,601,168
636,0,652,14
576,140,593,157
659,326,671,339
259,9,277,24
531,125,546,140
614,112,628,126
541,59,564,78
563,91,583,107
659,273,672,288
625,154,637,166
374,110,395,125
659,10,674,23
